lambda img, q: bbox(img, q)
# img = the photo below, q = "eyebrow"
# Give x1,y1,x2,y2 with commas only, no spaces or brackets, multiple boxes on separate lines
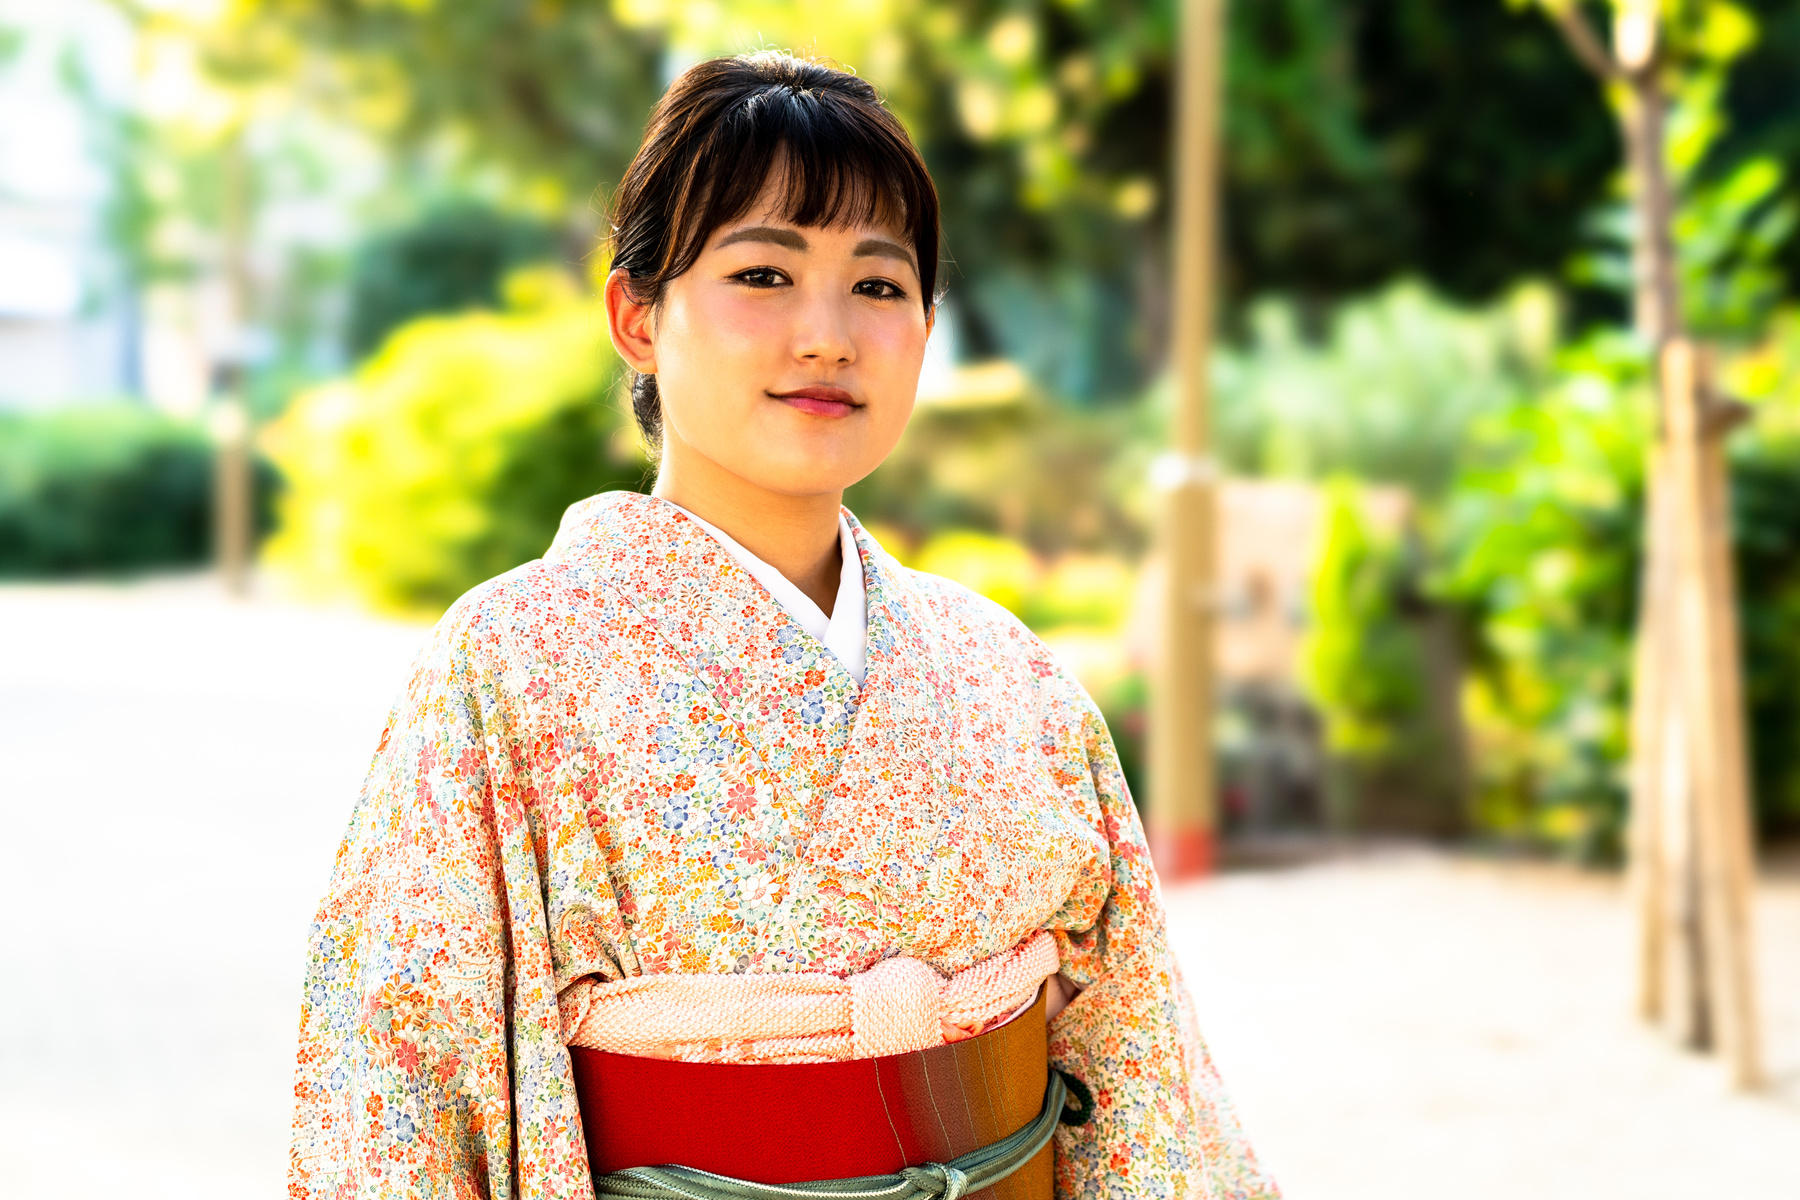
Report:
853,237,917,271
712,225,918,272
713,225,808,253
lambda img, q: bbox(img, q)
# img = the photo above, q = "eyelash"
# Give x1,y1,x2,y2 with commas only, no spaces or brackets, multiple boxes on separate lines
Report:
855,278,907,300
730,268,908,300
734,267,788,288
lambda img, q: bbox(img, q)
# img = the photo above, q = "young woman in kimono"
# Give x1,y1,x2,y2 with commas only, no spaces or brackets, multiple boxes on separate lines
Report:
290,52,1278,1200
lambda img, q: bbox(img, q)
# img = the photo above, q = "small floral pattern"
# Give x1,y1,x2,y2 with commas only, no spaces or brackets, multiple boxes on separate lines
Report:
290,491,1277,1200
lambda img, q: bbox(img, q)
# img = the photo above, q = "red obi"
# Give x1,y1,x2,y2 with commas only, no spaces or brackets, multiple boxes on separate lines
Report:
569,987,1053,1200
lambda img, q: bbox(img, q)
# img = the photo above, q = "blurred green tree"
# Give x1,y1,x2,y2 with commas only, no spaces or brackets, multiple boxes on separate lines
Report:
265,270,648,612
1303,482,1425,757
1213,281,1558,498
1227,0,1620,306
1437,331,1651,857
192,0,666,215
1705,0,1800,297
346,204,560,357
1300,481,1470,836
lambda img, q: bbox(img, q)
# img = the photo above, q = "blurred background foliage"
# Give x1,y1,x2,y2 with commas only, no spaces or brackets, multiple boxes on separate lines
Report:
9,0,1800,855
0,405,269,576
344,204,561,359
264,267,647,613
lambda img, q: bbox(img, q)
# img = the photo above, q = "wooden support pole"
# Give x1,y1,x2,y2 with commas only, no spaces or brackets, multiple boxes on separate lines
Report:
214,380,252,597
1633,450,1711,1049
1661,339,1762,1088
1149,0,1225,880
1627,447,1669,1023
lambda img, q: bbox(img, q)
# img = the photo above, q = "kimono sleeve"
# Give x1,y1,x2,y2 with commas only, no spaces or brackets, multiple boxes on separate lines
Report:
288,598,592,1200
1043,678,1280,1200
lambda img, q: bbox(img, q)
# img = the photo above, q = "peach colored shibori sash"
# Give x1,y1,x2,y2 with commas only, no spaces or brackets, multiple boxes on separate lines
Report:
560,931,1061,1064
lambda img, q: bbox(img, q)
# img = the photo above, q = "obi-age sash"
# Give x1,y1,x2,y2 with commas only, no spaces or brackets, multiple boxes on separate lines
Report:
562,934,1090,1199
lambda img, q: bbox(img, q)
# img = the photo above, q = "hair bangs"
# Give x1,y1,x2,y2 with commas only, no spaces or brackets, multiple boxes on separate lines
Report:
764,100,918,237
645,60,938,309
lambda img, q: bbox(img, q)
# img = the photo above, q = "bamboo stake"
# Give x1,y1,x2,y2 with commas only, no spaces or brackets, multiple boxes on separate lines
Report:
1627,447,1669,1023
1661,339,1762,1088
1149,0,1225,879
1637,449,1709,1049
1658,684,1709,1049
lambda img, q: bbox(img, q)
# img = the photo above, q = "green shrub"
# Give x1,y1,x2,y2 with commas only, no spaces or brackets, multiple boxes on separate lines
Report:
1302,483,1424,757
0,406,220,576
1437,332,1650,858
1213,281,1554,500
346,204,559,359
1298,481,1468,836
911,530,1038,617
265,269,648,614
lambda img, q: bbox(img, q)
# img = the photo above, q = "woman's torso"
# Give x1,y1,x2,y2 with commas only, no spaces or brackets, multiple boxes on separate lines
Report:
446,491,1114,987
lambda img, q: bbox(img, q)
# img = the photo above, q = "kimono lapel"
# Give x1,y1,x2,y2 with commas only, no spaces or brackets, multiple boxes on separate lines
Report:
825,516,1093,970
804,516,969,957
550,493,863,821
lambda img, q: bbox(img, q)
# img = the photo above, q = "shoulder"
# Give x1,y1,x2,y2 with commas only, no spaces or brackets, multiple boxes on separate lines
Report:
901,566,1031,644
415,558,632,708
897,565,1090,705
431,489,653,654
431,561,582,657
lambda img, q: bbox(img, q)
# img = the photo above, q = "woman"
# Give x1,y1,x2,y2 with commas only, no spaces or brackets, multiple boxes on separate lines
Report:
291,52,1276,1200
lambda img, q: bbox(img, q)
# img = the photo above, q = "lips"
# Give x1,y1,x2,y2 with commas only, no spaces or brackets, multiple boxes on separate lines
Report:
771,386,860,418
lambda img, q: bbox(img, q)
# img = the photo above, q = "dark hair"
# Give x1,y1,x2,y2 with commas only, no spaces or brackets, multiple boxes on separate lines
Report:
607,52,942,445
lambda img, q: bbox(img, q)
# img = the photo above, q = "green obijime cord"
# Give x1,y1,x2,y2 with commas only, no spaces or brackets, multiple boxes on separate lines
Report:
594,1071,1092,1200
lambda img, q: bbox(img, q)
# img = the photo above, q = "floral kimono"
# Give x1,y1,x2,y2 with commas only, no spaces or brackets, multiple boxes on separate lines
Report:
290,491,1277,1200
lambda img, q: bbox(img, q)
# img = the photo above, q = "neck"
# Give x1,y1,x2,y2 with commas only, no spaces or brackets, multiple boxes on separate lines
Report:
653,441,844,616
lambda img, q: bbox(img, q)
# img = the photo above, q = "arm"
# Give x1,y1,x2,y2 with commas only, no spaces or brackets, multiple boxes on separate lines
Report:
289,600,593,1200
1043,683,1279,1200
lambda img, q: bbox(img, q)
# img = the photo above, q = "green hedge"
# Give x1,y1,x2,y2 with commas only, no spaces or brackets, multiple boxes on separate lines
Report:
265,269,649,613
0,406,224,577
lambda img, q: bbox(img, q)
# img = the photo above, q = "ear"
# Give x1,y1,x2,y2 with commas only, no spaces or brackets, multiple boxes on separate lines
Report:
924,304,936,337
604,268,657,374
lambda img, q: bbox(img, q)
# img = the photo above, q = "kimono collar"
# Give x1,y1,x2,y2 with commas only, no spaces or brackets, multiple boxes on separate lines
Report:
546,490,954,816
659,500,867,685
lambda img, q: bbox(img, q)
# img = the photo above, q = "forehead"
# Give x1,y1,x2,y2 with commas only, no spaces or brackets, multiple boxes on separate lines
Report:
711,161,911,241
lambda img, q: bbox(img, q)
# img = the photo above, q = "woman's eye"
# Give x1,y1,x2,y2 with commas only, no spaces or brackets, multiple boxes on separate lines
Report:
734,267,788,288
855,278,906,300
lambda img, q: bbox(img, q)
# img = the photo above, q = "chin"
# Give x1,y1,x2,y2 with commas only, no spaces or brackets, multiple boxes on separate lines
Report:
751,433,886,488
752,464,869,497
734,443,870,494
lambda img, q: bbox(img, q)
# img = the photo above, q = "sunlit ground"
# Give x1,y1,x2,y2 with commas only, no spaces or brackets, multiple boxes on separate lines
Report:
2,579,1797,1199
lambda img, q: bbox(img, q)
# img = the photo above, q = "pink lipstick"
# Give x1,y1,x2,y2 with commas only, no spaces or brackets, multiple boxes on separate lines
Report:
771,386,859,418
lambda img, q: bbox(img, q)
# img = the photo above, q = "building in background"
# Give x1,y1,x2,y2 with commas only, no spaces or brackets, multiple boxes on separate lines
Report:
0,0,137,409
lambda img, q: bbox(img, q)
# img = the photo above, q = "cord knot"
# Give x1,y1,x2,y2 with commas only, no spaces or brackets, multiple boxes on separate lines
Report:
900,1162,970,1199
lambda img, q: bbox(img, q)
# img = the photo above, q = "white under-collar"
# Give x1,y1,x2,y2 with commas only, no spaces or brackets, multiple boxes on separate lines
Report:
666,502,867,685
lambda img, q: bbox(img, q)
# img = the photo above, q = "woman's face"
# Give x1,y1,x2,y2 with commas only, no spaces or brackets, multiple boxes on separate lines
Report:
606,182,931,499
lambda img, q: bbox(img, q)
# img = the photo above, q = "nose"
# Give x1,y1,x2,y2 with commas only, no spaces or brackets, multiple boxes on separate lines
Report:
791,286,856,367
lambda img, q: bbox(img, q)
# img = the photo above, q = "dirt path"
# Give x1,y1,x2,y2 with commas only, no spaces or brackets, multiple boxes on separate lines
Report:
1167,854,1800,1199
0,578,429,1199
2,579,1794,1198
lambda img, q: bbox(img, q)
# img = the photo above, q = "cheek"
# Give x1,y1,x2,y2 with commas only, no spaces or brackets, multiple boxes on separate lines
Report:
664,289,784,365
857,318,926,447
856,311,930,377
